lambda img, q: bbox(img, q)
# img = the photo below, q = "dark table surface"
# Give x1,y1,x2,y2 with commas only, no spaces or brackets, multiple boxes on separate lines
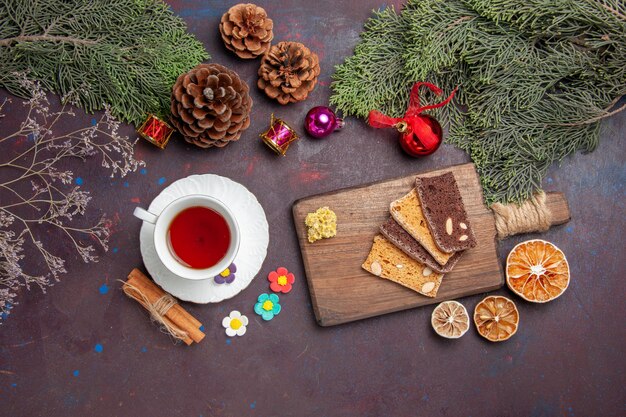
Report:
1,1,625,416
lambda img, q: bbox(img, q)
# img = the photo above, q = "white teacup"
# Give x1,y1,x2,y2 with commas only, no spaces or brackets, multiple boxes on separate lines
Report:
133,195,240,280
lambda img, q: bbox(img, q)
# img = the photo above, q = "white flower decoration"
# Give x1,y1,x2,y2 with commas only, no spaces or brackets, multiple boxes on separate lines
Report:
222,310,248,337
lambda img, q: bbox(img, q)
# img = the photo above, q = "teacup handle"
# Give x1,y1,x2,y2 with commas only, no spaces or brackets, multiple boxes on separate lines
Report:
133,207,158,224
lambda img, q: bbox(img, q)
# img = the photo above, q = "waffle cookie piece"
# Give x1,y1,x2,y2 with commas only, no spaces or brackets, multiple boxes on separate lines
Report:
379,217,463,274
390,189,454,265
362,235,444,297
415,172,477,253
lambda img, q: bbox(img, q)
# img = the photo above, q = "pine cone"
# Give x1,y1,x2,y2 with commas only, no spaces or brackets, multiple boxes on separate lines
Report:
258,41,320,104
170,64,252,148
219,3,273,59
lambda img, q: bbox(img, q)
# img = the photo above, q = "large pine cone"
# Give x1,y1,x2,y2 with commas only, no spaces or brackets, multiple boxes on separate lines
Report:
170,64,252,148
258,41,320,104
219,3,273,59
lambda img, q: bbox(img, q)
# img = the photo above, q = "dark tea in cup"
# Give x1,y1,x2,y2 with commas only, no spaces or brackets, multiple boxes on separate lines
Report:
167,206,231,269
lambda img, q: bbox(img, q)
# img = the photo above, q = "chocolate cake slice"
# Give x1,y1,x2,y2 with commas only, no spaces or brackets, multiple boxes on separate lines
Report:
415,172,477,252
380,217,463,273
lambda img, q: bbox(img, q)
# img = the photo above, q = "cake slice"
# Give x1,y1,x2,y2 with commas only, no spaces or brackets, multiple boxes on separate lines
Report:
362,235,444,297
415,172,477,253
390,188,454,265
379,217,463,273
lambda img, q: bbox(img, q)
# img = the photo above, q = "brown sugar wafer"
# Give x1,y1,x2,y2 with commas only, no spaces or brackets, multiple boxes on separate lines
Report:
362,235,444,297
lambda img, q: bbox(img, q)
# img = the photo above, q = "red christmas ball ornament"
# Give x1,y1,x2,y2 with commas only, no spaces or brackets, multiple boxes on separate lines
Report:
367,82,457,157
397,114,443,156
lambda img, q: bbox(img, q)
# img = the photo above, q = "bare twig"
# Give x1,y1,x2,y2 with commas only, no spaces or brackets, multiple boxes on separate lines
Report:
560,97,626,126
0,74,145,321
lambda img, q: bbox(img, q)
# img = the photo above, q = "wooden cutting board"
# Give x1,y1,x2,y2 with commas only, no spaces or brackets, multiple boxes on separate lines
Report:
292,163,570,326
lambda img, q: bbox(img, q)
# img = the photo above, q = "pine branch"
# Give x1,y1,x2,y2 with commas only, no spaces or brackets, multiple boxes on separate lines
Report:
0,35,98,47
330,0,626,204
562,100,626,125
330,6,416,118
0,0,209,125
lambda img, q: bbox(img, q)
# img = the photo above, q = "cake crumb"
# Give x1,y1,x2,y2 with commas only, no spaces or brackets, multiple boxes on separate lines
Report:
305,206,337,243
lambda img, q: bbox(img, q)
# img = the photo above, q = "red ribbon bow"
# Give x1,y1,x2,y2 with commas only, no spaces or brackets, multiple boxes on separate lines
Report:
368,82,457,149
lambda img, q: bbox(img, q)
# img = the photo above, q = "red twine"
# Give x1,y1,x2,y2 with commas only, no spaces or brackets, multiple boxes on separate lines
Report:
367,82,457,149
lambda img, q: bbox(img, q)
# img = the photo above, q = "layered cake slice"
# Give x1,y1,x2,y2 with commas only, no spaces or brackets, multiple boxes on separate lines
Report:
362,235,444,297
389,188,454,265
379,217,463,274
415,172,477,253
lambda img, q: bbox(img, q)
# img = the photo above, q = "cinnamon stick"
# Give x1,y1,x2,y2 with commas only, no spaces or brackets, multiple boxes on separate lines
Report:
128,269,203,331
123,279,194,346
124,268,205,344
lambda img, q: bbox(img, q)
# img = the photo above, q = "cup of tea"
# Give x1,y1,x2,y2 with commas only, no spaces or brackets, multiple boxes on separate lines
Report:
133,195,240,280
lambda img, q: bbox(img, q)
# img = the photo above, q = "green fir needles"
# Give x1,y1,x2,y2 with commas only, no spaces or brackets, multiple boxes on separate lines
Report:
331,0,626,204
0,0,209,125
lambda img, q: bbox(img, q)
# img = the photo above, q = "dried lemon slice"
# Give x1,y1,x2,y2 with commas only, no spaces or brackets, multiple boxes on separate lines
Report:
474,296,519,342
431,300,470,339
506,239,570,303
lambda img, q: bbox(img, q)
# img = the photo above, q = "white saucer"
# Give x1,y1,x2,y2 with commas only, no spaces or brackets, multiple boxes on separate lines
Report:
139,174,269,303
